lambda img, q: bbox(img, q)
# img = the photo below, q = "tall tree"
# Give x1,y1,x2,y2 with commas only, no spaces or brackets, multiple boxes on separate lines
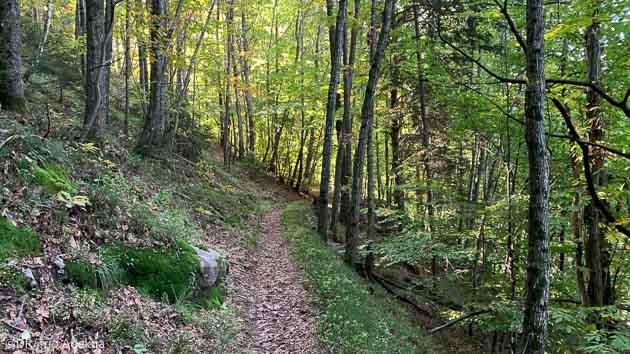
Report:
521,0,551,351
81,0,117,140
0,0,26,112
582,17,612,309
137,0,184,151
346,0,395,267
317,0,347,239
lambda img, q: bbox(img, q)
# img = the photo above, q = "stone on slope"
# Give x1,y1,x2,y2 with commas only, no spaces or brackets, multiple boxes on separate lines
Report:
193,246,228,288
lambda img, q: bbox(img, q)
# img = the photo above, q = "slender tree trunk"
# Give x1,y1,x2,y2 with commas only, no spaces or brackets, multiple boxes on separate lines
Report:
137,0,169,151
318,0,348,240
345,0,395,267
340,0,361,226
222,0,234,167
583,18,612,309
75,0,87,78
240,10,255,154
26,0,52,81
390,63,405,211
101,0,114,124
521,0,551,351
82,0,108,140
136,0,149,112
385,134,390,206
124,0,131,135
413,7,433,232
0,0,26,112
330,120,344,240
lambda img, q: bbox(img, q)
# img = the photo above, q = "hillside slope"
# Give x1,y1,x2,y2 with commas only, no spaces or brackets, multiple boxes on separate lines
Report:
1,111,438,353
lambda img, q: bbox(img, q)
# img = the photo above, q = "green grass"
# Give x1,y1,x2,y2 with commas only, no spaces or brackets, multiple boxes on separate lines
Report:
281,201,437,354
0,217,41,261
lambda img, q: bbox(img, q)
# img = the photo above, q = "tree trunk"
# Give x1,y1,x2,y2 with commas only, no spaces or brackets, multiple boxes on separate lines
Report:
75,0,87,78
521,0,551,352
330,119,344,240
583,19,612,309
136,0,149,112
339,0,361,227
26,0,53,81
345,0,395,267
390,62,405,211
317,0,347,240
413,7,433,232
124,0,131,135
101,0,114,124
82,0,106,139
240,10,255,154
0,0,26,112
222,0,235,167
137,0,169,151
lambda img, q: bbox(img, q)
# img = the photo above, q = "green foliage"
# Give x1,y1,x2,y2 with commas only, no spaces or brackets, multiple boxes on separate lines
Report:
174,302,240,352
109,314,146,348
281,201,437,354
31,162,76,194
0,217,41,261
90,173,203,244
194,285,226,310
66,242,201,303
116,241,200,303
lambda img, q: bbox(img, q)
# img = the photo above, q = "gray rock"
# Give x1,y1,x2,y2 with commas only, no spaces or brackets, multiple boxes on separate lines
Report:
22,268,37,289
53,255,65,275
193,246,228,288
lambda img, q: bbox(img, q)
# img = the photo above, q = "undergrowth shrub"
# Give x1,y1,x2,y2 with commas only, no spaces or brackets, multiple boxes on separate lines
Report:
0,217,41,261
281,201,436,354
31,162,76,194
66,241,201,303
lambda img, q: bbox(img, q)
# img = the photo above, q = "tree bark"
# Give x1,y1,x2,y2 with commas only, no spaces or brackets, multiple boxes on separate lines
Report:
339,0,360,227
317,0,347,240
137,0,169,151
521,0,551,352
240,10,255,154
136,0,149,111
413,7,433,232
222,0,235,166
345,0,395,267
75,0,87,78
124,0,131,135
82,0,115,140
0,0,26,112
583,18,612,309
26,0,53,81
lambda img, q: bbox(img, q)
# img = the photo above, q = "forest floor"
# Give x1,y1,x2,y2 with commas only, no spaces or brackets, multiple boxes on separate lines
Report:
232,208,319,353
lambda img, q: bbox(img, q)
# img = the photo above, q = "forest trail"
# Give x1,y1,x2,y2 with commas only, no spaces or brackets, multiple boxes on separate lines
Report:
235,208,319,353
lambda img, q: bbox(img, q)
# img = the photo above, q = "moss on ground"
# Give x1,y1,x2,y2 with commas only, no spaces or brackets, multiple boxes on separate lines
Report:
66,241,201,303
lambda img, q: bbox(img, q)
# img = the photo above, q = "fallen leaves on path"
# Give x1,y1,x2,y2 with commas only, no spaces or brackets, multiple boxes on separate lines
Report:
229,209,318,354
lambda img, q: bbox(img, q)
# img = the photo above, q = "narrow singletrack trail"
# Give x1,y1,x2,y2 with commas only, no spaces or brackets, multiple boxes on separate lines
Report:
237,209,319,353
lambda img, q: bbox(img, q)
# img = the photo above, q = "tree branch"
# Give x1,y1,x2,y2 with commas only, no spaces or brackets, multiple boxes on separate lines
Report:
551,98,630,238
429,310,491,334
493,0,527,55
432,7,630,118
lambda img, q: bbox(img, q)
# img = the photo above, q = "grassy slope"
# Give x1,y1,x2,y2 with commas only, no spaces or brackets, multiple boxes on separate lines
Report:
0,112,272,352
281,201,438,354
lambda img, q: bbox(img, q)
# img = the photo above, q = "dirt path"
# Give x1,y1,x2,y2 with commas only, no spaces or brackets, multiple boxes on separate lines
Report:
233,209,318,353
